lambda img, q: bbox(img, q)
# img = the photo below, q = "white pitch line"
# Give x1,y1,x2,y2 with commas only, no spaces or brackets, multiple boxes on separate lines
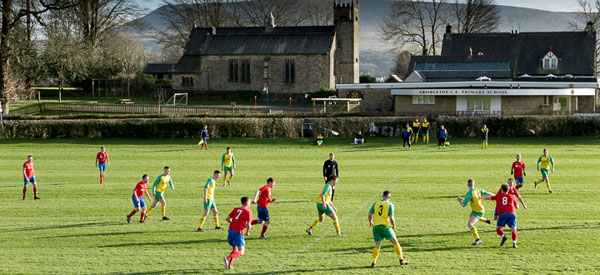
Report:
270,151,421,274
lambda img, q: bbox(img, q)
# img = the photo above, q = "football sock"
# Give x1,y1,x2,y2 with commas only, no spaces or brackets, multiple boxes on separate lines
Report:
229,250,241,259
511,231,518,241
251,220,260,225
393,243,404,260
515,184,522,190
228,175,234,183
261,225,268,236
485,142,488,148
223,178,227,185
310,219,321,229
161,205,166,217
332,220,341,234
34,187,38,195
198,216,206,229
496,228,504,236
128,210,137,217
23,187,27,199
146,206,155,215
100,174,104,181
140,212,146,222
479,217,489,223
213,215,220,227
470,227,480,240
372,247,380,264
535,179,543,184
545,182,552,192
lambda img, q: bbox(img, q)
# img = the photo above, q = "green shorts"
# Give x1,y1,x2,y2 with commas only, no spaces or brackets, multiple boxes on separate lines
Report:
224,166,234,172
317,203,333,216
541,168,549,179
204,199,216,210
372,225,396,242
481,138,488,142
155,191,164,200
471,210,485,219
422,132,429,137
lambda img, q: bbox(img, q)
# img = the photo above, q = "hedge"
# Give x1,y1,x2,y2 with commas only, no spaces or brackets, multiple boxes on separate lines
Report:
2,116,600,139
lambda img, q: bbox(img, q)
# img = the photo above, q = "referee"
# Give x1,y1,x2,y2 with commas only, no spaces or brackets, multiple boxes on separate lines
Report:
323,153,339,201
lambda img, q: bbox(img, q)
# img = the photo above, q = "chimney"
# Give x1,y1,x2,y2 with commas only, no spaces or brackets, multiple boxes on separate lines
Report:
266,12,276,32
585,21,595,35
444,24,452,39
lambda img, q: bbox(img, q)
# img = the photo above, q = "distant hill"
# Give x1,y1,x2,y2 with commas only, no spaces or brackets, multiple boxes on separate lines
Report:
129,0,586,77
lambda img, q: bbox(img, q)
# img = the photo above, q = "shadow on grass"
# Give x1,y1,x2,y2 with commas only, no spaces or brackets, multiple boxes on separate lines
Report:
1,221,120,233
237,264,373,275
100,238,222,248
42,231,146,239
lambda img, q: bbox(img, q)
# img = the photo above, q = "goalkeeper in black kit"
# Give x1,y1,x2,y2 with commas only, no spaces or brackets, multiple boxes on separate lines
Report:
323,153,339,201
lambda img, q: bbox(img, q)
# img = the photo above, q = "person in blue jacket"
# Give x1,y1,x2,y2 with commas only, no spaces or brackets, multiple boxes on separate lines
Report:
402,123,413,149
438,125,448,149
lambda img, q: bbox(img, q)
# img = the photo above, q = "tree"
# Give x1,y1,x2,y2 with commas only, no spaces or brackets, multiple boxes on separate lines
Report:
394,50,413,79
359,74,376,83
1,0,73,114
453,0,499,33
381,0,449,56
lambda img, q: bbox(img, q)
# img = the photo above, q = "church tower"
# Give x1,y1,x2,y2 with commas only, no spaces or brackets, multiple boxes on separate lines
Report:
334,0,359,84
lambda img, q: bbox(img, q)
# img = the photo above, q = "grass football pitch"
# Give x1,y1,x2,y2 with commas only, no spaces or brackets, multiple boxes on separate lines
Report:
0,137,599,274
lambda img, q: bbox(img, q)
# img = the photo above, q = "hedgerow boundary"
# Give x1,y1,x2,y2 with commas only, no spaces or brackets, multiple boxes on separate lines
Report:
2,116,600,138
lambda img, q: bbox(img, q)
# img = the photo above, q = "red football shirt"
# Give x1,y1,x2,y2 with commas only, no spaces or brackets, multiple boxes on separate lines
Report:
228,207,253,234
97,152,108,163
257,185,273,208
512,161,525,178
133,181,147,198
491,192,516,215
23,162,34,178
497,187,521,199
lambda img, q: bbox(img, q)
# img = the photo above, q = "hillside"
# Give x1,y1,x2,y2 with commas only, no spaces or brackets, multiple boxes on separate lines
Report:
129,0,586,77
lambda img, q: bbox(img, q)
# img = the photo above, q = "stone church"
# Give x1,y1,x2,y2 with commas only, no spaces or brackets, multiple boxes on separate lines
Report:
171,1,359,96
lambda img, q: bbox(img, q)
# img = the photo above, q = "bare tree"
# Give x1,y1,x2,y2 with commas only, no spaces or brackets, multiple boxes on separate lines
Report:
453,0,499,33
67,0,145,48
233,0,305,27
1,0,74,114
303,0,333,26
381,0,449,56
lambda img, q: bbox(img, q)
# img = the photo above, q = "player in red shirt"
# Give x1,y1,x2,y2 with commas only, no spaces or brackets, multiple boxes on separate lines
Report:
223,196,253,270
493,178,528,220
22,155,40,200
251,178,277,238
95,146,110,184
127,174,153,223
511,154,526,189
483,183,519,248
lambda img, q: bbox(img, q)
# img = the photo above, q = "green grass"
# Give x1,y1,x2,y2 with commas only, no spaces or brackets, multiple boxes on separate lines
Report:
0,137,599,274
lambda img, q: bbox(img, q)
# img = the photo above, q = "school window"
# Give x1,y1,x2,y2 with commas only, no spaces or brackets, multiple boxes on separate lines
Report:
285,59,295,83
228,59,239,82
411,95,435,104
240,59,251,83
467,96,491,111
181,76,193,86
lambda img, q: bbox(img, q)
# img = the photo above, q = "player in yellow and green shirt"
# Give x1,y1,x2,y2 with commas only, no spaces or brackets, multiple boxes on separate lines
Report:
197,170,223,232
146,166,174,220
421,118,430,144
306,175,343,237
535,149,555,193
457,178,493,245
368,191,409,268
222,147,236,187
480,124,489,149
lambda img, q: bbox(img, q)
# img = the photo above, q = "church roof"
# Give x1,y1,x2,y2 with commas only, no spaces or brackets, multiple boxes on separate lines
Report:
441,31,596,76
174,26,336,73
143,63,173,74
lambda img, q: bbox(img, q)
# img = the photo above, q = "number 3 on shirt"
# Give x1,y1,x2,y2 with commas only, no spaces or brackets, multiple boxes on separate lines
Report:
502,197,508,205
235,209,243,219
378,205,384,216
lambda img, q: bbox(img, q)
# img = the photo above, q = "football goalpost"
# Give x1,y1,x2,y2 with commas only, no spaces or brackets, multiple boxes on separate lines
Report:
166,93,189,106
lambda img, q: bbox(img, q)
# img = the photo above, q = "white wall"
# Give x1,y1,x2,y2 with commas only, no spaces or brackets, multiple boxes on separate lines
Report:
491,96,502,111
456,96,467,111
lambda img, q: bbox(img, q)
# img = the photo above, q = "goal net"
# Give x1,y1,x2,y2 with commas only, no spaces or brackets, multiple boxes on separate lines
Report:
166,93,189,106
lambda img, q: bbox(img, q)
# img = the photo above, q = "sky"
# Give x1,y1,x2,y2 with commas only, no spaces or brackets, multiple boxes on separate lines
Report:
136,0,582,13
